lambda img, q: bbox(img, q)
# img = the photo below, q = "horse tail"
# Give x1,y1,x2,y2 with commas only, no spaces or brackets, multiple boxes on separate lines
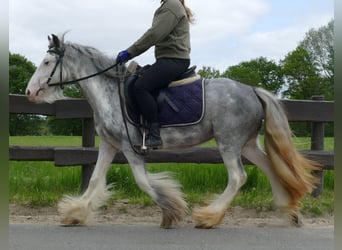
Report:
254,87,320,210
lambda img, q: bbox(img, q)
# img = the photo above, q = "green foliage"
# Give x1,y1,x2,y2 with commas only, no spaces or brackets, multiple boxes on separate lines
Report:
10,114,46,136
46,85,84,135
197,20,334,103
9,136,334,214
46,118,83,136
197,66,221,79
9,53,84,136
300,20,334,81
282,20,334,100
222,57,284,94
10,20,334,137
9,160,334,214
9,53,44,136
9,53,36,94
9,161,81,206
282,46,324,99
281,20,334,136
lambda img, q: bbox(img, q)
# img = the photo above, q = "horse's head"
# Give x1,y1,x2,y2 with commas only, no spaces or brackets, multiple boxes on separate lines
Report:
26,33,68,103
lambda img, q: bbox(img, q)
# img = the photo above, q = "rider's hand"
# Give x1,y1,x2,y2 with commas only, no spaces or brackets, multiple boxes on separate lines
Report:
116,50,131,65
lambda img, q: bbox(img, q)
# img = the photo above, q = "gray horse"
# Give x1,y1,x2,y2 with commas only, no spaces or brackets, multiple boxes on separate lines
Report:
25,33,318,229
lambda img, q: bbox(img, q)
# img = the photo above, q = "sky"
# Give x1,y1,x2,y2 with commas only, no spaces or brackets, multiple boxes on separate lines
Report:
9,0,334,72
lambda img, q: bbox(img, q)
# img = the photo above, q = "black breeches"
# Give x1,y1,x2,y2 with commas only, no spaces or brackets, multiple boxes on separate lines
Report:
134,58,190,123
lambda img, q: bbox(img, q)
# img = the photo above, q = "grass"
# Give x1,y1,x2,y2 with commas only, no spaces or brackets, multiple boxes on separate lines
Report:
9,161,81,206
9,136,334,216
9,136,101,147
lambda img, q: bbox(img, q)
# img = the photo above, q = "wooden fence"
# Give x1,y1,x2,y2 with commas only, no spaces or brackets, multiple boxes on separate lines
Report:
9,94,334,195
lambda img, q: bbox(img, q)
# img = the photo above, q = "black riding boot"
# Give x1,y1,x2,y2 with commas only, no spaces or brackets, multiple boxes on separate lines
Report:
146,122,162,148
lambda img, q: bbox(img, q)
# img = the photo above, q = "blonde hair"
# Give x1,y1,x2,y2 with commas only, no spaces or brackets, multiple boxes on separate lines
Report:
179,0,195,23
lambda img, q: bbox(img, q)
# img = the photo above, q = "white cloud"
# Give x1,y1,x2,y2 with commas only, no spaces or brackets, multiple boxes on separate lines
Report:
238,9,334,64
9,0,157,64
189,0,269,46
9,0,333,71
188,0,334,71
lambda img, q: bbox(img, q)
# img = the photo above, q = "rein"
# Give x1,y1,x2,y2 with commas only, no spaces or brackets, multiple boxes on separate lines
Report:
46,45,145,155
46,46,120,88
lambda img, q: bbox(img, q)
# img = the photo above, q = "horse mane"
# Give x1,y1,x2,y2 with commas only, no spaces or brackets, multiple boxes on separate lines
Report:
61,36,125,80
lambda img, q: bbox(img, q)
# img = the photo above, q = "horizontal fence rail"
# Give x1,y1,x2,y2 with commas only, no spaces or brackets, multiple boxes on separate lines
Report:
9,94,334,121
9,94,334,193
9,146,334,170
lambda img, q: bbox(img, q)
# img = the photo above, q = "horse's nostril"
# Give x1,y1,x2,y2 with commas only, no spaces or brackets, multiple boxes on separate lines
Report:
26,89,31,96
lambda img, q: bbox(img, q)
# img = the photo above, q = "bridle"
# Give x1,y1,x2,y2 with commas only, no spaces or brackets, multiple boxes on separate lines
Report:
45,46,66,89
41,44,145,155
43,45,120,90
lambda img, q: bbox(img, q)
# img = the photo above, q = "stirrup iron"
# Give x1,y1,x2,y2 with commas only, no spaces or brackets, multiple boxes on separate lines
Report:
141,128,148,153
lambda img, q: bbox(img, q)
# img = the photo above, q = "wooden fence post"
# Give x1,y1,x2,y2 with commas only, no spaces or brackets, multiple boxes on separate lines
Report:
311,95,325,197
81,118,95,191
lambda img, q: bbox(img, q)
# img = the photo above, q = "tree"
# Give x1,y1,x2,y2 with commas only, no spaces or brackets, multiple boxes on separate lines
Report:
9,53,45,135
281,47,323,99
282,20,334,101
281,46,328,136
222,57,284,95
9,52,84,135
45,84,84,136
299,20,334,101
281,20,334,136
300,20,334,81
9,53,36,94
198,66,221,79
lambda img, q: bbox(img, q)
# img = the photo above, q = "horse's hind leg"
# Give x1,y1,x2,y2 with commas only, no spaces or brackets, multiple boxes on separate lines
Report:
242,138,300,226
58,141,117,225
192,148,247,229
125,151,188,228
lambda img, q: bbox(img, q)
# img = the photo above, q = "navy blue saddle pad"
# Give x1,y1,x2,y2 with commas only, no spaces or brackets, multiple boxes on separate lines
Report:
158,78,205,127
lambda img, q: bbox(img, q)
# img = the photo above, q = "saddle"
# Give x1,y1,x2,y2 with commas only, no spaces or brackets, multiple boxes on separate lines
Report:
123,61,205,128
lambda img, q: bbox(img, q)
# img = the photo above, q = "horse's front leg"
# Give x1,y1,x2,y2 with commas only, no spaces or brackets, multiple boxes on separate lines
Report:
58,140,117,225
124,150,188,228
192,149,247,229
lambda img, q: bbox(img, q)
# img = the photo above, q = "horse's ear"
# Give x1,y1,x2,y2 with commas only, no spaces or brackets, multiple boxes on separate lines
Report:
48,35,53,48
48,34,60,49
51,34,60,48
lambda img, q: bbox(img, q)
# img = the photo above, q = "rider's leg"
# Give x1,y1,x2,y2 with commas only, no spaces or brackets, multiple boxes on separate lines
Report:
134,58,190,148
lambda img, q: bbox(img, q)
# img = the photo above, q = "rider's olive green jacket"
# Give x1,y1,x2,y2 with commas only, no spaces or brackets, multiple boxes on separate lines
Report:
127,0,191,60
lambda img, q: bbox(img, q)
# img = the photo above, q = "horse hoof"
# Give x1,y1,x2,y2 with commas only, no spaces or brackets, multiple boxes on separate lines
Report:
61,217,82,226
192,206,225,229
195,223,214,229
290,213,302,227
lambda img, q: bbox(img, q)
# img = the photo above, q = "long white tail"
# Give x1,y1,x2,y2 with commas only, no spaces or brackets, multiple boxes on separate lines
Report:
255,88,319,210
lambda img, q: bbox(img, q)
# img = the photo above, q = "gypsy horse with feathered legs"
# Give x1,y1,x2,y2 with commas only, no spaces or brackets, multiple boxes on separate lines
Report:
25,33,318,229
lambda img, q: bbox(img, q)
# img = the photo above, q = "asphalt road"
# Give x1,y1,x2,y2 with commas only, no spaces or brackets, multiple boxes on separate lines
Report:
10,224,333,250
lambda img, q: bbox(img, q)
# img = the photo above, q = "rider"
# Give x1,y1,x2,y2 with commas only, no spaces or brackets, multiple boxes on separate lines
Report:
116,0,194,148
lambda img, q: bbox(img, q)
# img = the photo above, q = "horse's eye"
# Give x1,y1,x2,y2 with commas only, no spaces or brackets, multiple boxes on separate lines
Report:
44,60,49,66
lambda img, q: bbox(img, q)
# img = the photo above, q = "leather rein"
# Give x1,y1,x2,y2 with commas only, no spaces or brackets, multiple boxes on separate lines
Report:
45,46,120,89
43,45,145,155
